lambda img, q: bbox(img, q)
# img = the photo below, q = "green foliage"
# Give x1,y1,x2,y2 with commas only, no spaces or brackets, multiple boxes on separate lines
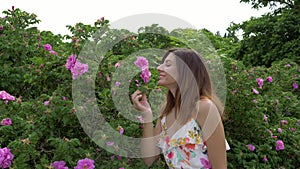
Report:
240,0,299,12
222,56,300,168
0,93,95,168
0,7,72,101
228,3,300,66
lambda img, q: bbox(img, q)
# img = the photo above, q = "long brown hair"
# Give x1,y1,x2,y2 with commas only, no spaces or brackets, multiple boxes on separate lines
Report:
159,48,224,124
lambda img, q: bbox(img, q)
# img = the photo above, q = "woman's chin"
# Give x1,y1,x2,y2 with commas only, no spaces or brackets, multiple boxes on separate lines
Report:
157,81,165,87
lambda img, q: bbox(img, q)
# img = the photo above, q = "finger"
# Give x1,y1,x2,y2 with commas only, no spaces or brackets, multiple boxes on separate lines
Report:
132,95,143,109
132,93,142,104
131,90,142,100
141,93,147,101
132,94,142,103
134,94,143,102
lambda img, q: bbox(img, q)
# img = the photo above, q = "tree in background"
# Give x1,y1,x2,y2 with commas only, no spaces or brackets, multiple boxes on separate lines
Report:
227,0,300,67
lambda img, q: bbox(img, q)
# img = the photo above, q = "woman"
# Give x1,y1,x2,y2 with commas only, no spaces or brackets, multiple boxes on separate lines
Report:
131,48,229,169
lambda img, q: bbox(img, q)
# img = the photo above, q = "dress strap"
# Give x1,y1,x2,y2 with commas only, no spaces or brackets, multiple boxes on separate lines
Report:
161,116,166,123
160,116,168,135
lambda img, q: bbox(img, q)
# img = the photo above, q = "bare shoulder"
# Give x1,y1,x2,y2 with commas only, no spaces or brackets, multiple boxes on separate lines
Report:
196,99,215,113
195,99,219,127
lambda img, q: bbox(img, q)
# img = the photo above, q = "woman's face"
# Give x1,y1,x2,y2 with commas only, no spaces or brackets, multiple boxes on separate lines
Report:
157,53,179,90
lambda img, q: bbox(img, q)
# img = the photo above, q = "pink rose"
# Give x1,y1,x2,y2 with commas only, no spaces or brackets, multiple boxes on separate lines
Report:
1,118,12,126
276,140,284,151
43,44,52,51
252,88,259,94
134,56,148,69
256,78,264,88
246,144,255,151
266,76,273,82
293,82,298,90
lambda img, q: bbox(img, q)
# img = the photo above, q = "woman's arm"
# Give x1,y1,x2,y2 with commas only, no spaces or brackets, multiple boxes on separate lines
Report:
131,90,162,167
196,100,227,169
141,115,162,167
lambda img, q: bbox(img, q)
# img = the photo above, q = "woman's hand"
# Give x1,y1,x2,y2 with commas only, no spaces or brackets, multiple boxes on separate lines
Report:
131,90,153,122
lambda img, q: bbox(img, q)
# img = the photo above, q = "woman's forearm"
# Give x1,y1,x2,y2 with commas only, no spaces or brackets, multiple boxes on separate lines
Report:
141,118,160,167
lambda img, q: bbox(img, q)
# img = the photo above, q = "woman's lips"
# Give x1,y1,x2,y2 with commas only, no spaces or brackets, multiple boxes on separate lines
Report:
159,74,165,79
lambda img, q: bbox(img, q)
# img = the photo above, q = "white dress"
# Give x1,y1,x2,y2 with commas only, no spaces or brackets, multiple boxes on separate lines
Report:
157,116,230,169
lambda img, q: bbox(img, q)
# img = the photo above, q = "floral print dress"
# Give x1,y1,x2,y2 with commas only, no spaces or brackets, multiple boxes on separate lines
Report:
157,116,230,169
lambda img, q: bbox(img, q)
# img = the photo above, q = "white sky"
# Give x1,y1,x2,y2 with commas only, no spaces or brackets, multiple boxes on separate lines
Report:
0,0,270,36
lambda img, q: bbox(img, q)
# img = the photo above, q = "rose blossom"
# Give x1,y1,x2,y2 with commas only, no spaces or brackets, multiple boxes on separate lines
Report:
140,67,151,83
0,91,15,102
50,50,58,55
246,144,255,151
115,82,121,87
266,76,273,82
43,44,52,51
293,82,298,90
71,62,88,80
65,54,76,70
134,56,148,69
252,88,259,94
115,62,121,68
106,142,114,146
276,140,284,151
51,161,68,169
44,100,50,106
280,120,288,126
117,125,124,135
263,156,268,162
74,158,95,169
256,78,264,88
0,147,14,168
1,118,12,126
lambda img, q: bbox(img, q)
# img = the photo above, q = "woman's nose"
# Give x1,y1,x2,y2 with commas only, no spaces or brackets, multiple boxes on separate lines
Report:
157,64,163,71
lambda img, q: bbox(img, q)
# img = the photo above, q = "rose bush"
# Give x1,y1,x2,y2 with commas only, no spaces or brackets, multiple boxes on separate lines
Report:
222,56,299,168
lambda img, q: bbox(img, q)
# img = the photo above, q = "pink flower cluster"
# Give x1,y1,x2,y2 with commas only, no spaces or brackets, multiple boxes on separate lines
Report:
252,76,273,94
134,56,151,83
0,147,14,168
104,125,125,149
43,44,57,55
256,76,272,89
65,54,89,80
0,90,15,104
51,158,94,169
